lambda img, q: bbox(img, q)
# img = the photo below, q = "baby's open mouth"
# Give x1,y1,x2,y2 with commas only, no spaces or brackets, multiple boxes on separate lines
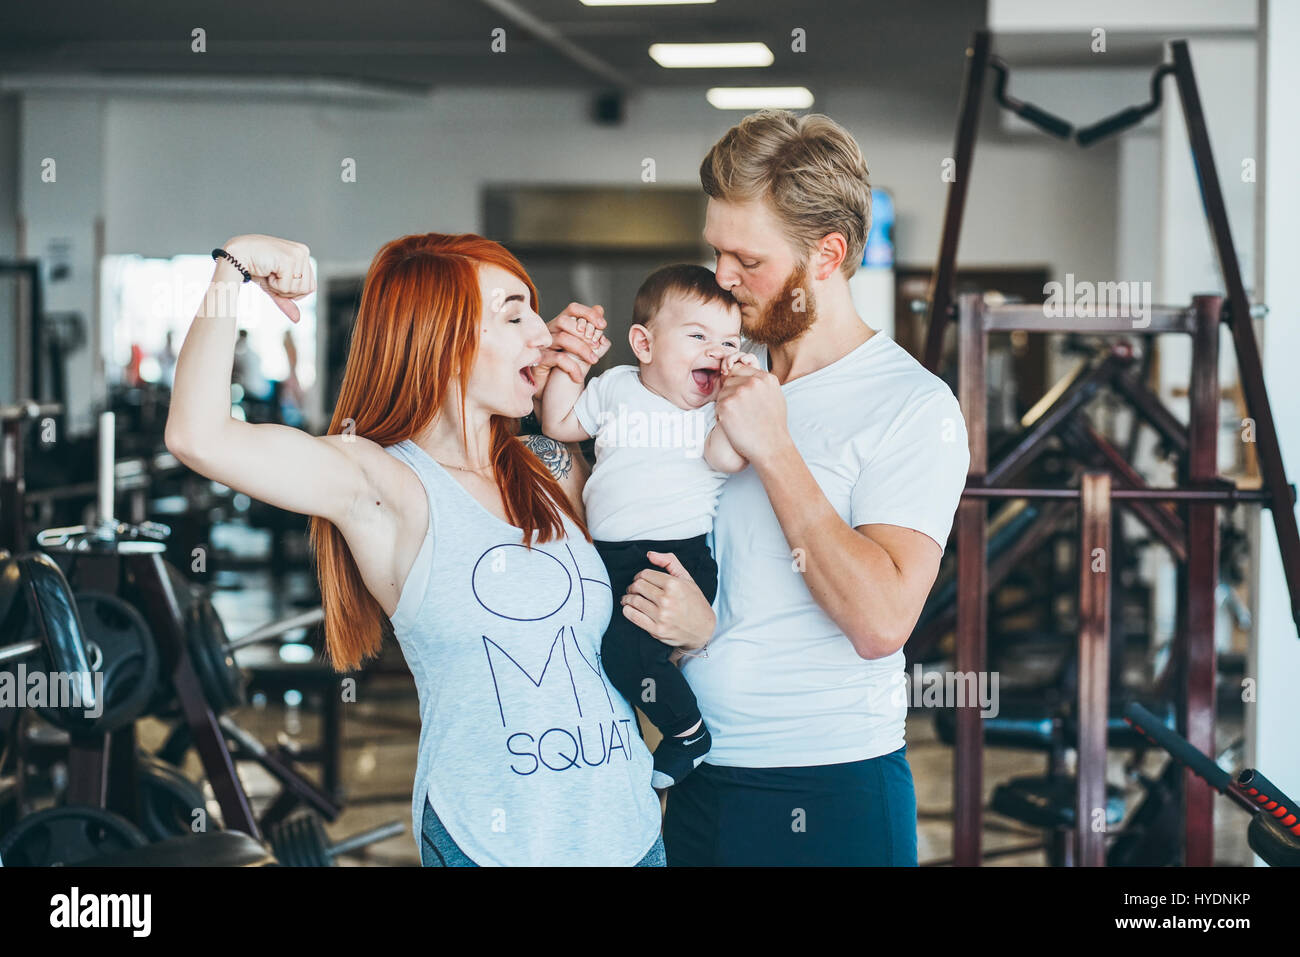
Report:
691,368,719,393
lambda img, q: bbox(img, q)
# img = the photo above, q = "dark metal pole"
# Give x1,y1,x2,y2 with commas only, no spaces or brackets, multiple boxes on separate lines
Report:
130,552,261,838
1110,369,1191,459
1062,418,1188,562
985,354,1133,487
1172,40,1300,632
954,293,988,865
1077,471,1112,867
906,500,1073,664
1182,293,1222,864
960,485,1275,503
923,31,991,373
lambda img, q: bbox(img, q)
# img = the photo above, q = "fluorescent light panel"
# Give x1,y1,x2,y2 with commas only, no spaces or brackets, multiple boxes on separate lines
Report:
706,87,814,110
649,42,773,68
581,1,714,5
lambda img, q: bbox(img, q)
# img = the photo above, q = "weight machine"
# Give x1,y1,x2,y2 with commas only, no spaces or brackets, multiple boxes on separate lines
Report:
1,408,396,865
921,32,1300,866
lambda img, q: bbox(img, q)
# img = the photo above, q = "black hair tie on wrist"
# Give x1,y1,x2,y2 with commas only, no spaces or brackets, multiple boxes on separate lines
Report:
212,247,251,283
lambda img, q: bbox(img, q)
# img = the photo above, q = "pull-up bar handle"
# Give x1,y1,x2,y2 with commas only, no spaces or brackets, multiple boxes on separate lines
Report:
990,57,1074,139
1076,63,1176,147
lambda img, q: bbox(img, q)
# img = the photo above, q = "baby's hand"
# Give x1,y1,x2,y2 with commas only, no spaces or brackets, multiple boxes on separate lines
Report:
574,317,612,365
721,352,760,376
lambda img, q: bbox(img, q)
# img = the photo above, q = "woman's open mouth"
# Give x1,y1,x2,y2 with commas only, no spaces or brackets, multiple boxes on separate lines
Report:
691,368,719,395
520,365,537,389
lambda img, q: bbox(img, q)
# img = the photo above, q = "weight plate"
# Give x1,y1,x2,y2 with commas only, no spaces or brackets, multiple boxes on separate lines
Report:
12,553,95,678
277,817,303,867
0,551,23,626
0,779,17,836
144,561,197,718
267,815,300,866
146,563,246,716
36,592,160,734
189,596,245,714
0,805,149,866
136,753,207,841
303,814,332,867
269,812,332,867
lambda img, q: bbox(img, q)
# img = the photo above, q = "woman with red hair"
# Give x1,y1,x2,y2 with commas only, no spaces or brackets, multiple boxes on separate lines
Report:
166,232,716,865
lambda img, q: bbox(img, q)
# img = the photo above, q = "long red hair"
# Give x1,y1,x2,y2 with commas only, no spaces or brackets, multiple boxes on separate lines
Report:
309,233,589,671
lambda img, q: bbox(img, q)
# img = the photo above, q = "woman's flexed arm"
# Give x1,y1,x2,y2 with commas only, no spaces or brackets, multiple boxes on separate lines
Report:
165,235,375,527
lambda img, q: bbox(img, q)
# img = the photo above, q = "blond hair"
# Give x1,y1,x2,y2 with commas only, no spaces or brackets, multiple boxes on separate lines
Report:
699,110,871,278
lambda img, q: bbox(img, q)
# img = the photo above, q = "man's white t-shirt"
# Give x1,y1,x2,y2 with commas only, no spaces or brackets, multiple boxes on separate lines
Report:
683,331,970,767
573,365,729,541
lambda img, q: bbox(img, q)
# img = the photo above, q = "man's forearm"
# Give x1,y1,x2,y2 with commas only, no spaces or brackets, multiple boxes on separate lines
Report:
753,440,913,657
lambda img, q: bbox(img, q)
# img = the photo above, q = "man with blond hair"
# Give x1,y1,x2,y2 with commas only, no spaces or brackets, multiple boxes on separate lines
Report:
618,111,969,865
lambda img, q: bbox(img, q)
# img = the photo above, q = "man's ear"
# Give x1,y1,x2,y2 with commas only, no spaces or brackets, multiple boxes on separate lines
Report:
813,231,849,281
628,323,653,363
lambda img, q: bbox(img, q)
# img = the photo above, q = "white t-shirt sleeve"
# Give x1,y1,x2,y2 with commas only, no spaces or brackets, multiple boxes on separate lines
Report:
849,387,970,549
572,370,609,436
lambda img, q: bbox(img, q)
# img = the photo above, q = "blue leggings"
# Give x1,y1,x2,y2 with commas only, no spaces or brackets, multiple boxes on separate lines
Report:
662,747,918,866
419,798,666,867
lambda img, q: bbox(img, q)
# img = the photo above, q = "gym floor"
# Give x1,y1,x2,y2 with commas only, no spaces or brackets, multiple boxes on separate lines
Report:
140,526,1252,867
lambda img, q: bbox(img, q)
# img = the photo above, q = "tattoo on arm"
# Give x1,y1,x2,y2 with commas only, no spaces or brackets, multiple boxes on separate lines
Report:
521,434,573,481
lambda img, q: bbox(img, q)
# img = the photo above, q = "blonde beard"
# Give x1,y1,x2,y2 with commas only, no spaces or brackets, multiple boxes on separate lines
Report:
741,263,818,347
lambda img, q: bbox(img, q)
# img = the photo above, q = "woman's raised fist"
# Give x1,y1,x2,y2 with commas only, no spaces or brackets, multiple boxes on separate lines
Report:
222,234,315,322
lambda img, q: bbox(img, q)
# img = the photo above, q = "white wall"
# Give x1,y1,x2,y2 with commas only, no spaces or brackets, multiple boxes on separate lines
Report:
1158,39,1258,305
1116,133,1160,287
7,80,1122,433
990,0,1257,32
1153,36,1255,455
95,84,1117,281
17,94,106,434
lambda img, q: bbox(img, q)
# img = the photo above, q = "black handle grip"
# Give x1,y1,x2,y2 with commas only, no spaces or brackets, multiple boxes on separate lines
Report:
1123,702,1234,793
1076,106,1148,146
989,56,1073,140
1014,103,1074,139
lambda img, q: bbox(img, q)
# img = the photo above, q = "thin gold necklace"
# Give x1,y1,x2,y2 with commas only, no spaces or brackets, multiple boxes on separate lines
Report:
437,459,493,475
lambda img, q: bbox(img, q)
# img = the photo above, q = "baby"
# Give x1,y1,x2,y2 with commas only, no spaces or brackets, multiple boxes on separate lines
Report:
541,263,758,789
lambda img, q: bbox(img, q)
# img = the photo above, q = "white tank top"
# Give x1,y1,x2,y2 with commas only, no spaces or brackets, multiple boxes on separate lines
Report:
383,439,661,865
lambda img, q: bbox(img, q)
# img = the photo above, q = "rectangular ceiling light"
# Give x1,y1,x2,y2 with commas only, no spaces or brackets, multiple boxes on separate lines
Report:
581,1,715,6
649,42,774,68
706,87,814,110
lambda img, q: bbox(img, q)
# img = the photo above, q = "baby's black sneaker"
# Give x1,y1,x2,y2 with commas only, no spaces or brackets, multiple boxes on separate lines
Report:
651,721,711,789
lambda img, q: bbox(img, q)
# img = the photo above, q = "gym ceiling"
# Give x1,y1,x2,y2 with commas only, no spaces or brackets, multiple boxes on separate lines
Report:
0,0,1166,100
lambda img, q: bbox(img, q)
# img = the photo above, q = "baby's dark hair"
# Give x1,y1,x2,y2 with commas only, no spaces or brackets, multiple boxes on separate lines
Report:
633,263,738,329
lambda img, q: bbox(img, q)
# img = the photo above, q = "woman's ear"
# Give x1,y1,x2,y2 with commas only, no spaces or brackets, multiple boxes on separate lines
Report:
628,323,653,364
